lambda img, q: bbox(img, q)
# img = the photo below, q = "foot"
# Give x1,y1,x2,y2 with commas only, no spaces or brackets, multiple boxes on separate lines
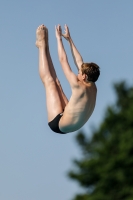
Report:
36,24,47,48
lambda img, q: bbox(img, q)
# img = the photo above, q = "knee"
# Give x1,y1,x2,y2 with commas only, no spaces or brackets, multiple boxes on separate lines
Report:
41,76,60,88
43,76,56,86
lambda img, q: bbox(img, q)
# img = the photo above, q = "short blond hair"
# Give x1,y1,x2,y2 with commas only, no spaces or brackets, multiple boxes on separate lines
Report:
81,62,100,82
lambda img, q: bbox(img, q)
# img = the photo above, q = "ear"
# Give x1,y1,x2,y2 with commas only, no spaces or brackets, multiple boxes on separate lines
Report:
82,74,88,81
82,74,86,80
85,74,88,81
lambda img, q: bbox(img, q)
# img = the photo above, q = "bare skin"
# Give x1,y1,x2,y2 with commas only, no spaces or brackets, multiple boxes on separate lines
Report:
36,25,68,122
36,24,97,133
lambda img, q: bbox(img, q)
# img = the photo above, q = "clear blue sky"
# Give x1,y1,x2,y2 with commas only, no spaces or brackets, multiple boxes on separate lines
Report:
0,1,133,200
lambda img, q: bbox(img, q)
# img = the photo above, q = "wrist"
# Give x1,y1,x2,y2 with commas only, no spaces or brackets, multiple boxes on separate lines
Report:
57,37,62,41
68,37,72,44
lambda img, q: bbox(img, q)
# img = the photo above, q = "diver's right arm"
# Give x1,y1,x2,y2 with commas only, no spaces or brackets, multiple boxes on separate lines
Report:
62,24,83,70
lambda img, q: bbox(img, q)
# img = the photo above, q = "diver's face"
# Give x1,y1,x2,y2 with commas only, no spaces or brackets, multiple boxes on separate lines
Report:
77,69,82,81
78,69,86,81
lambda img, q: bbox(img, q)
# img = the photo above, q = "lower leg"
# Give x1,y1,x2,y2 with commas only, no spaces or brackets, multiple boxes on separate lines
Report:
36,25,52,83
45,29,68,108
36,25,63,121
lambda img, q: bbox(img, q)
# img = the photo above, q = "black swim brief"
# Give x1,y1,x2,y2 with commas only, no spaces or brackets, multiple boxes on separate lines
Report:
48,113,66,134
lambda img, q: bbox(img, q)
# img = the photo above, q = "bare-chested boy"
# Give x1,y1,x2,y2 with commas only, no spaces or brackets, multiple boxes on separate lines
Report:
36,24,100,134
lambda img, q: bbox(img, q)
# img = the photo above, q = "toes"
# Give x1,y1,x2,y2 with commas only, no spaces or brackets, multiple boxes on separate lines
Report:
36,24,48,41
41,24,45,29
40,24,46,30
37,24,47,32
37,24,44,30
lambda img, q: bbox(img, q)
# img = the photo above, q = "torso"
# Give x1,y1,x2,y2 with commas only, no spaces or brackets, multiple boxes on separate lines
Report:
59,81,97,133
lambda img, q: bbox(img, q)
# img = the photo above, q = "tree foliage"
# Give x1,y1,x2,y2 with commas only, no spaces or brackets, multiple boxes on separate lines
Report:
68,81,133,200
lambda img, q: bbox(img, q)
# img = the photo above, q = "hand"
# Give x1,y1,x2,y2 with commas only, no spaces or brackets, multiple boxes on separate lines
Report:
62,24,71,41
55,25,62,40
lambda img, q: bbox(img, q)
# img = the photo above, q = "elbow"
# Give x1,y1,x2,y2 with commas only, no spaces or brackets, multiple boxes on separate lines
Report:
77,57,83,63
77,58,83,66
59,56,68,63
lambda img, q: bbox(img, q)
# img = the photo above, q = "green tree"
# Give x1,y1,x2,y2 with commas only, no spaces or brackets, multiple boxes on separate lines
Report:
68,81,133,200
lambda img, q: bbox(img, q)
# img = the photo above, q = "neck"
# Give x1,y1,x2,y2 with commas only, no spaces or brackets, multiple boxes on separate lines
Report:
83,80,94,85
84,77,93,83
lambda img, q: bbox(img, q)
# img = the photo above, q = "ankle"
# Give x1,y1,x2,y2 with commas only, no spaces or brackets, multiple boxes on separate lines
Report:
38,41,47,50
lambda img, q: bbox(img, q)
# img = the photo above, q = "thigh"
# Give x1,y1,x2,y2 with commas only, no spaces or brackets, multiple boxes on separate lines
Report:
46,49,68,109
45,80,63,122
56,79,69,109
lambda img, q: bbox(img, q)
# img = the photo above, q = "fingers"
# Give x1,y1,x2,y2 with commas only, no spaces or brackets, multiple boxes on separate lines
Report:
55,24,68,32
55,24,63,39
62,33,65,38
64,24,69,30
58,25,62,32
55,24,61,32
